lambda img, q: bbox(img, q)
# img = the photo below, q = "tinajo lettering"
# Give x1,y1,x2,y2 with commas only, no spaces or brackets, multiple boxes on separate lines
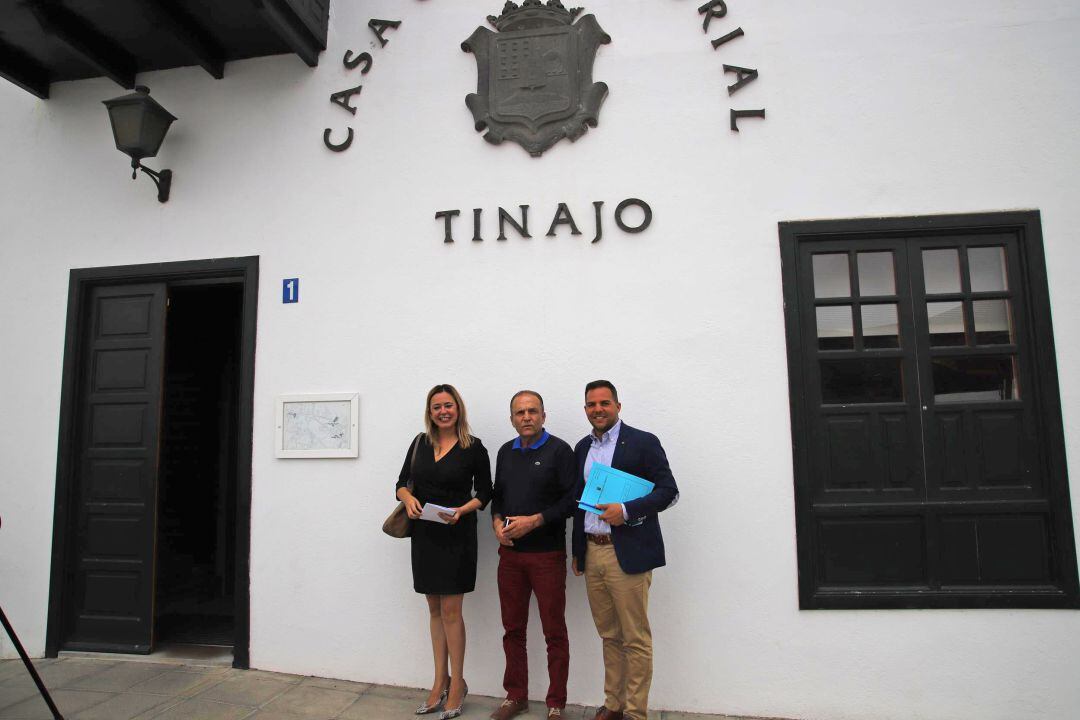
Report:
435,199,653,245
323,19,402,152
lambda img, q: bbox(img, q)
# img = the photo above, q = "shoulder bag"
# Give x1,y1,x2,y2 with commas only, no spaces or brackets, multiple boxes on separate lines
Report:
382,433,424,538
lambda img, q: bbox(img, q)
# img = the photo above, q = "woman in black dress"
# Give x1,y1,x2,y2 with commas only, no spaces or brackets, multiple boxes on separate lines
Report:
396,384,491,719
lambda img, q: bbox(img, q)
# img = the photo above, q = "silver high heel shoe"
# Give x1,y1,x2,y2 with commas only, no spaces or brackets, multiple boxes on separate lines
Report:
437,680,468,720
415,683,450,715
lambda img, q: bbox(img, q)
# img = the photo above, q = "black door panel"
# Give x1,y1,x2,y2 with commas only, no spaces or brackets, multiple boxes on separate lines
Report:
65,283,166,652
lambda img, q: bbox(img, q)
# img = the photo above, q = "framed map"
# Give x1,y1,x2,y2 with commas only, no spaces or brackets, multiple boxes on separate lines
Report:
275,393,359,458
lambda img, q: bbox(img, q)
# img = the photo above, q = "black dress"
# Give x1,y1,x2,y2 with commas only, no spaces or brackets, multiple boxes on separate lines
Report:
397,435,492,595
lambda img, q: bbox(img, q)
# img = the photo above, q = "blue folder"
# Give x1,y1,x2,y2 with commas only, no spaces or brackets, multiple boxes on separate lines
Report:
578,463,655,515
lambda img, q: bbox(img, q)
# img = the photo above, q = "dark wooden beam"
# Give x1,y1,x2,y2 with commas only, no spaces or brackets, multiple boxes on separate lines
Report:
143,0,225,79
252,0,327,68
0,38,50,98
27,0,136,89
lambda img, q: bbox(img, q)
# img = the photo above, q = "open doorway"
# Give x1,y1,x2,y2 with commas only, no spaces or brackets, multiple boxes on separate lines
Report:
47,257,256,668
155,283,242,647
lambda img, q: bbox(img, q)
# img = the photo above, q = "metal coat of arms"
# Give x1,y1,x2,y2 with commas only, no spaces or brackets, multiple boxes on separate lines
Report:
462,1,611,157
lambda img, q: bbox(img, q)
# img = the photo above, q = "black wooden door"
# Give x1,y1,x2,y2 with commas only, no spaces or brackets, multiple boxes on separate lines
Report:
65,283,167,652
910,236,1050,586
798,239,929,586
794,225,1070,604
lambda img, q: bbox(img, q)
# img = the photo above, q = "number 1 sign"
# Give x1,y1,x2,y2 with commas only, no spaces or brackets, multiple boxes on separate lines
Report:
282,278,299,304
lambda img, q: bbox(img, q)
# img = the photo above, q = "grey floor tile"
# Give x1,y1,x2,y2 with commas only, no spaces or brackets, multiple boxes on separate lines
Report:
137,698,252,720
261,685,359,718
69,692,174,720
197,675,294,707
0,663,32,684
663,714,754,720
462,692,503,716
0,689,111,719
128,699,183,720
0,684,42,711
66,662,173,692
299,676,371,694
4,660,112,690
242,711,311,720
337,691,421,719
0,679,35,695
242,670,304,685
362,683,426,701
127,668,229,697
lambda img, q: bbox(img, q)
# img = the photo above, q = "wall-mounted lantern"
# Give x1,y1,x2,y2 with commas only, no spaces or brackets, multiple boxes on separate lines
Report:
102,86,176,203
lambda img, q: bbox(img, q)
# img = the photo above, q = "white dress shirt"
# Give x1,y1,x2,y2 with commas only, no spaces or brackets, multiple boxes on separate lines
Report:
583,420,625,535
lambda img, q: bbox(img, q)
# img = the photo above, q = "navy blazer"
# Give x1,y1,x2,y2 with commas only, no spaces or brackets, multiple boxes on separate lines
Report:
572,423,679,575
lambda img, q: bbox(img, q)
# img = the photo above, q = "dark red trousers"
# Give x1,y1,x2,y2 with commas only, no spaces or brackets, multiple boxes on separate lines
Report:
497,546,569,708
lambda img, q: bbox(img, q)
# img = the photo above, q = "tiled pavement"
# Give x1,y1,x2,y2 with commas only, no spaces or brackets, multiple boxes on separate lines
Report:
0,657,766,720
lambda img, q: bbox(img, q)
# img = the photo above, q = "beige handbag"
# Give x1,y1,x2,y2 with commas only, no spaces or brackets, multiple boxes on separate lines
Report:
383,433,423,538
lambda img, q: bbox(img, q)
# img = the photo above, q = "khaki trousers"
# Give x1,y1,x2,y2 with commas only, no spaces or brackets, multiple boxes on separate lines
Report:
584,542,653,720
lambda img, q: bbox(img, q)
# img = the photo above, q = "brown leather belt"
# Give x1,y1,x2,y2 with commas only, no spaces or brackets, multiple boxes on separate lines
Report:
586,533,613,545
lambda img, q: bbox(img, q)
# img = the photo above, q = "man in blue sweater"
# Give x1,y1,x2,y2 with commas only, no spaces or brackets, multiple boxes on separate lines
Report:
490,390,578,720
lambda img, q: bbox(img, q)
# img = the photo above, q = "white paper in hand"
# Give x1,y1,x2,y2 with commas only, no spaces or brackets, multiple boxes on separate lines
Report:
419,503,455,524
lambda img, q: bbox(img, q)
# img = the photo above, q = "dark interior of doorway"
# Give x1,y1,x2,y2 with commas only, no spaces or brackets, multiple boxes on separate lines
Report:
155,284,242,647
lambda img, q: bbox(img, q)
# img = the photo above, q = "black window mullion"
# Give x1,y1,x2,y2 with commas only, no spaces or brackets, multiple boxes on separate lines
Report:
1001,237,1042,494
850,250,864,352
856,294,900,304
959,245,976,347
801,244,833,502
928,345,1019,357
904,239,933,454
904,239,940,588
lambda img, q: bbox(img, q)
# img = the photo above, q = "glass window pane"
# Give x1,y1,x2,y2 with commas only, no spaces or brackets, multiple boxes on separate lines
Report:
969,246,1008,292
813,253,851,298
932,355,1019,404
857,252,895,296
817,306,854,350
862,304,899,349
927,301,967,346
923,249,961,294
973,299,1014,345
820,358,903,404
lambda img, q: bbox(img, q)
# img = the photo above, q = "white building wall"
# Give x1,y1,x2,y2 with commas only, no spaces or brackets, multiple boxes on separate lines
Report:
1,1,1079,719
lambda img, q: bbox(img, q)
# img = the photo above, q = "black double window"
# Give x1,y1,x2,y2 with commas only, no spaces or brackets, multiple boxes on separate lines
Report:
781,212,1079,608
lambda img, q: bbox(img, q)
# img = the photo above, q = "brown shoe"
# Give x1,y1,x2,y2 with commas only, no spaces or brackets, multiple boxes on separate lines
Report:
592,708,624,720
490,698,529,720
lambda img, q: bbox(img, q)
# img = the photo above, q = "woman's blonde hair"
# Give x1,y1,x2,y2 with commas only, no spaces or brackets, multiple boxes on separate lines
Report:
424,384,474,449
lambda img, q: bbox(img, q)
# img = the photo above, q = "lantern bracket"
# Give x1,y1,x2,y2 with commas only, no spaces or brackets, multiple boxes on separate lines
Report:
131,160,172,203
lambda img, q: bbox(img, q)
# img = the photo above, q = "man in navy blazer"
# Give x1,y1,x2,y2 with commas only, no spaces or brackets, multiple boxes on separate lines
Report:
571,380,678,720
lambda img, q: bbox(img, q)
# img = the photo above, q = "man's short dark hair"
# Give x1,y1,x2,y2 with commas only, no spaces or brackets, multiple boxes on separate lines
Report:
584,380,618,402
510,390,544,410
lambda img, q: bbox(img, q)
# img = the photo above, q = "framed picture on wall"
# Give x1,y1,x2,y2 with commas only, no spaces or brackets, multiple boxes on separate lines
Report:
275,393,359,458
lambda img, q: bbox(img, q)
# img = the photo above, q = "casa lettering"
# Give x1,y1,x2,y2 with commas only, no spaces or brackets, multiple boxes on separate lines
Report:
323,19,401,152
